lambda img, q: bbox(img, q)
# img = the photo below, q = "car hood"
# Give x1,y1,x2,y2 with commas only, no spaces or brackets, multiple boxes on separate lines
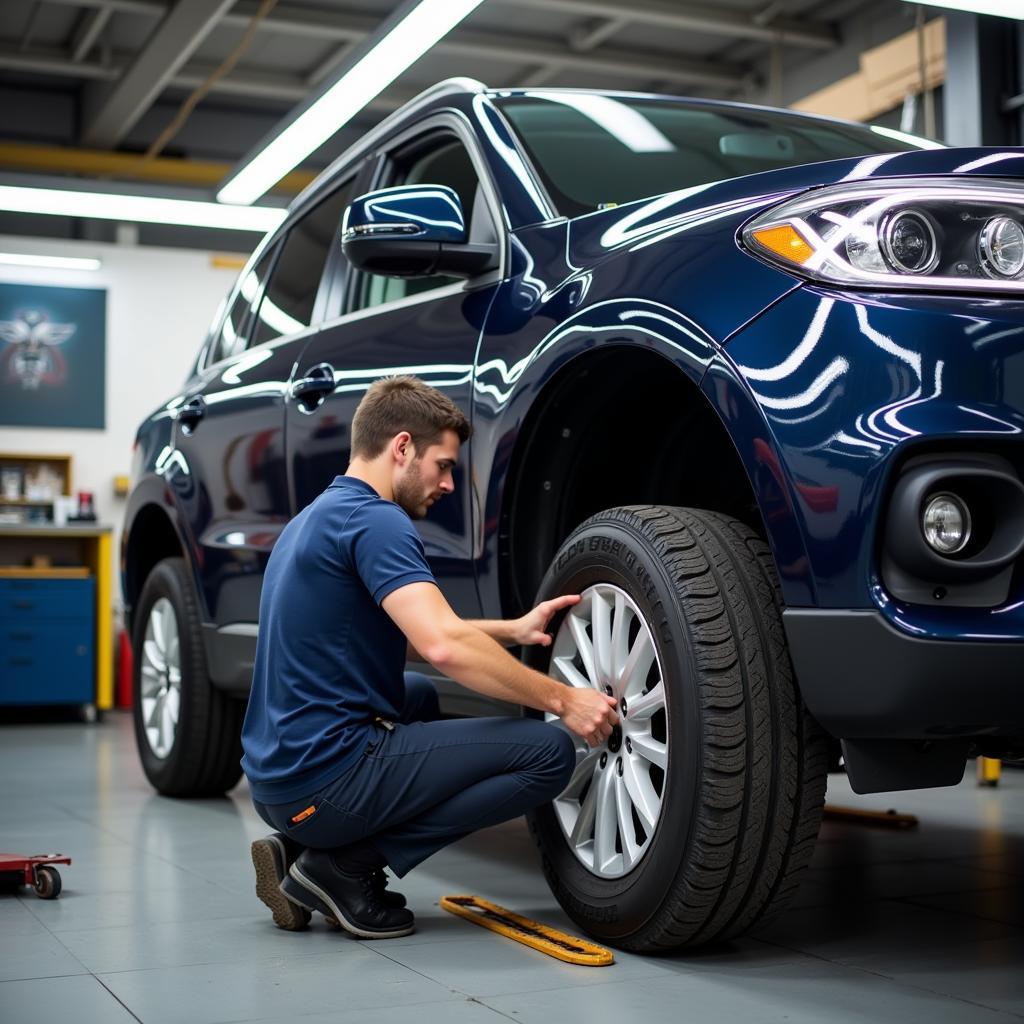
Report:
567,146,1024,263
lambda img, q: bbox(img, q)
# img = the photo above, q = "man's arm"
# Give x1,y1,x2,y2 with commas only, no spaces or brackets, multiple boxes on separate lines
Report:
406,595,577,659
384,582,618,746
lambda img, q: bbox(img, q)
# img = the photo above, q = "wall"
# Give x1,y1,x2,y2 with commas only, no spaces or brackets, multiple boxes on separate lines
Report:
0,232,248,615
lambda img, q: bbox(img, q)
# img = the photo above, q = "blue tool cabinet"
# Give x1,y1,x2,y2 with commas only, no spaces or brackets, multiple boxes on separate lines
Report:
0,577,95,706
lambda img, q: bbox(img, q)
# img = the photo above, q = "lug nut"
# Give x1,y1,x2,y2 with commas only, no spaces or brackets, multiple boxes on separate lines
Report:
620,698,628,716
605,685,613,696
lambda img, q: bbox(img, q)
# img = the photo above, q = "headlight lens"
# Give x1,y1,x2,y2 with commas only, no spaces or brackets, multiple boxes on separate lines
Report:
978,215,1024,279
743,177,1024,292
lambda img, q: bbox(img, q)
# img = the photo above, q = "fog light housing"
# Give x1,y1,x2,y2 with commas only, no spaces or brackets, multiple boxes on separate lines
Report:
922,493,971,555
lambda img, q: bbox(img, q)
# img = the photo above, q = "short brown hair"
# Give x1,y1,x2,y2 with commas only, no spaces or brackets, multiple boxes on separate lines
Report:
351,375,471,459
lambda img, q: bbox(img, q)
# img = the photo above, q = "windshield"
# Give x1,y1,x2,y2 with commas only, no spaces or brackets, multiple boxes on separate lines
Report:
495,93,931,219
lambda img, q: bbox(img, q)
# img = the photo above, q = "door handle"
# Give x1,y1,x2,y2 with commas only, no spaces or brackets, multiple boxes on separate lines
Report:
291,363,336,404
176,395,206,430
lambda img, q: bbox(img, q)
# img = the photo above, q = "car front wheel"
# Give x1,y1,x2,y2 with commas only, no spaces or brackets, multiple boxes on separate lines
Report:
132,557,244,797
525,505,827,951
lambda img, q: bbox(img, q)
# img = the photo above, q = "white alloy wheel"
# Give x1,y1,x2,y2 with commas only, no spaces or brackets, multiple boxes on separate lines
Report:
140,596,182,759
548,584,668,878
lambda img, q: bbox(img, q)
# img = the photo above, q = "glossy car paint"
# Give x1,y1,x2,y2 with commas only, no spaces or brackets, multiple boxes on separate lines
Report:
123,83,1024,736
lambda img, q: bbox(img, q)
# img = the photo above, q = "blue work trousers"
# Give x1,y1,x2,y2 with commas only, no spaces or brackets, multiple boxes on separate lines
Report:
252,673,576,877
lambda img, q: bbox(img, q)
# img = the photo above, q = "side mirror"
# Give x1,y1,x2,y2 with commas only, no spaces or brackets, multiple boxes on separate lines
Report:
342,184,497,279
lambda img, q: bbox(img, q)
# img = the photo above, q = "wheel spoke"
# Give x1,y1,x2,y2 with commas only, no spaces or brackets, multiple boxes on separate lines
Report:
627,680,665,721
590,590,612,687
620,629,655,697
569,771,600,847
140,663,164,699
142,639,165,674
562,748,601,799
567,613,599,687
622,755,660,833
630,732,668,769
552,656,592,691
609,591,630,690
592,768,618,872
165,686,180,726
145,692,163,732
614,773,641,868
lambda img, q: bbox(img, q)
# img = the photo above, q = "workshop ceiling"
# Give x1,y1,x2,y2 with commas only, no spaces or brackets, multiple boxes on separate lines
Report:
0,0,888,201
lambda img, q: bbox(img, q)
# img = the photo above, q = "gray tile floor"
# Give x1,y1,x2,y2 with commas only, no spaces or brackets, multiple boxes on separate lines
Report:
1,712,1022,1024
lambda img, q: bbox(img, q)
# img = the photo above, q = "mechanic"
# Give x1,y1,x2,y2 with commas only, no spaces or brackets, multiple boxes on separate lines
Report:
242,374,619,939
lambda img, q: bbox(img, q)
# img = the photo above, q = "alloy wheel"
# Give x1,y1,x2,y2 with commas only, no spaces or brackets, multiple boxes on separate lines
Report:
140,597,182,759
547,584,669,878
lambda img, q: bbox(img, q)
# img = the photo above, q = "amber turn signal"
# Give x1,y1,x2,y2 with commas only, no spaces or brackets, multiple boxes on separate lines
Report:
750,223,814,264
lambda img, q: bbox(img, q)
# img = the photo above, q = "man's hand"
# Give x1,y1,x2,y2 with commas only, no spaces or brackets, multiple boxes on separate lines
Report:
513,594,581,647
560,687,619,747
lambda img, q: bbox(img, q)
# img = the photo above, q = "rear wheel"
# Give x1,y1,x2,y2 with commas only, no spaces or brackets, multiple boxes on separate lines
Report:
525,505,827,951
132,557,244,796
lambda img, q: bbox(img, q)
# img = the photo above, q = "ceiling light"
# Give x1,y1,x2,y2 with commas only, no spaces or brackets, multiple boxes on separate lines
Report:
0,252,101,271
0,185,285,232
217,0,488,205
901,0,1024,18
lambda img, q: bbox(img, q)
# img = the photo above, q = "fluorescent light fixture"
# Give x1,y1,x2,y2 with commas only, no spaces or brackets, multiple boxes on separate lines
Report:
870,125,945,150
218,0,488,205
0,251,101,271
527,93,675,153
0,185,285,232
902,0,1024,18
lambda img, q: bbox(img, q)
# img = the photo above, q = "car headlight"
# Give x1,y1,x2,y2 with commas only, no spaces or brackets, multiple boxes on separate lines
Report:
742,177,1024,292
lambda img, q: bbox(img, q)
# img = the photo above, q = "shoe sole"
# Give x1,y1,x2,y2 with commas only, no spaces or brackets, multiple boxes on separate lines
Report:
251,838,312,931
282,863,415,940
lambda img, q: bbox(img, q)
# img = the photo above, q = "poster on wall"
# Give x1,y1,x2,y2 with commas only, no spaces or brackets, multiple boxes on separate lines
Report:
0,281,107,429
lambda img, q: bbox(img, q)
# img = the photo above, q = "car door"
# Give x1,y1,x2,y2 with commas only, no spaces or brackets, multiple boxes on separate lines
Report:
171,180,354,649
285,118,505,621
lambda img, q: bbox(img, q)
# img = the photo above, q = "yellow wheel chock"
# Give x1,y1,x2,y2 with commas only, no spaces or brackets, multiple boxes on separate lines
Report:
440,895,614,966
823,805,919,828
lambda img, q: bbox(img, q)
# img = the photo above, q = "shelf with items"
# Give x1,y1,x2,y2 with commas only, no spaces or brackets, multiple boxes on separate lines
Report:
0,453,73,526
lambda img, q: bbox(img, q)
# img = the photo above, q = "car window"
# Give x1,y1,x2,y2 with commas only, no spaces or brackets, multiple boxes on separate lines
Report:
351,136,494,313
249,180,356,347
209,242,279,365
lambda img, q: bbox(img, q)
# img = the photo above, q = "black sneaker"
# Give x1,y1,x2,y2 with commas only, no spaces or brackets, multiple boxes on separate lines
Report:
251,833,312,931
281,846,415,939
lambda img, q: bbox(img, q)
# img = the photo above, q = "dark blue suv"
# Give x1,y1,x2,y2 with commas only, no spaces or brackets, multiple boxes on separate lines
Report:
123,79,1024,951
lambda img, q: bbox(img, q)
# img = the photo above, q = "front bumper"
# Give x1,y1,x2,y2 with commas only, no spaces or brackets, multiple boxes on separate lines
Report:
784,608,1024,739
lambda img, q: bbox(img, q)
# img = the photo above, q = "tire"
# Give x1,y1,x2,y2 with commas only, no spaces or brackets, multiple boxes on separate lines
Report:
33,866,61,899
524,505,827,952
132,557,244,796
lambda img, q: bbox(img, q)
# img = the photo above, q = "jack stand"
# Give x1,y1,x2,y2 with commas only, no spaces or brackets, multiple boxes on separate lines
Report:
823,805,919,828
977,757,1001,787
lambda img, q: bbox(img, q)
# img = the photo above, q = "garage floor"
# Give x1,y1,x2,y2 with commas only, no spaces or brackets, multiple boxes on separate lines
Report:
1,714,1022,1024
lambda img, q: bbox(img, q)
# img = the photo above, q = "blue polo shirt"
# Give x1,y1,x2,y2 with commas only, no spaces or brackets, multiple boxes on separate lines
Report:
241,475,436,804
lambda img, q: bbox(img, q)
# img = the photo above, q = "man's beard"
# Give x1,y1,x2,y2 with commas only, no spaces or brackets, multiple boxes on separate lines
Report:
394,459,429,519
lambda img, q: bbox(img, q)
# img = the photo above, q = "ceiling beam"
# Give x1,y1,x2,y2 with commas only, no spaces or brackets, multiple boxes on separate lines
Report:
0,44,405,110
81,0,235,148
513,0,838,50
70,7,114,63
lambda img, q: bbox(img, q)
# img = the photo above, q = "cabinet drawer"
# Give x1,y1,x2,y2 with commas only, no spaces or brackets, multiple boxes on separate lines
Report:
0,578,95,621
0,620,93,704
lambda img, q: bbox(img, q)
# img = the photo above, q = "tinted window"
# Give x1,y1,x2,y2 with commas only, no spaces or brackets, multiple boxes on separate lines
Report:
210,242,278,364
353,137,493,312
497,95,928,218
250,180,355,347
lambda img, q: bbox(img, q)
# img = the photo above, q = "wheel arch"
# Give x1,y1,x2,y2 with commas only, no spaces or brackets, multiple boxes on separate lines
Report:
482,308,780,617
122,477,196,635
